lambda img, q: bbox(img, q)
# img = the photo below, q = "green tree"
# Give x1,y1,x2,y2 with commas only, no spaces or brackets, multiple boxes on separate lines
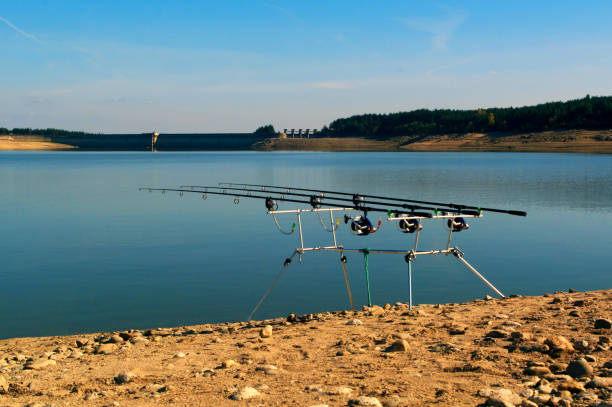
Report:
253,125,276,136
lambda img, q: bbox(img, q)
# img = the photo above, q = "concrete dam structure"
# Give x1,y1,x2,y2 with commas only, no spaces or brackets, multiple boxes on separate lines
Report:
45,133,266,151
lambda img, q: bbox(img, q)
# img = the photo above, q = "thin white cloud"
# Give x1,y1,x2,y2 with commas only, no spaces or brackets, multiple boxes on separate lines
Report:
0,16,41,43
398,7,467,51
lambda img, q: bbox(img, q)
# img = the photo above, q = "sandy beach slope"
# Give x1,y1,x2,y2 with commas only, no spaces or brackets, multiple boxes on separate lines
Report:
0,289,610,406
0,139,75,151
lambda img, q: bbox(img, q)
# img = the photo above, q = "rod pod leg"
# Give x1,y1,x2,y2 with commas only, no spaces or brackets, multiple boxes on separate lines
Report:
247,250,297,321
404,251,416,311
361,248,372,307
340,254,354,311
451,247,505,298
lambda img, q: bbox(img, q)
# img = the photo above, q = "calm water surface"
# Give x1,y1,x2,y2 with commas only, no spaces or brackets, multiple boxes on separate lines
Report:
1,151,611,339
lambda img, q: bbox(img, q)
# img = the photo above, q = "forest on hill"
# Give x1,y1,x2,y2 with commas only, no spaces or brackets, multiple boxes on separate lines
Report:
0,128,95,137
323,95,612,139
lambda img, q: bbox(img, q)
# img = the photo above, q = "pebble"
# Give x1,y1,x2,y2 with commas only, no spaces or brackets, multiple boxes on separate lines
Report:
486,329,510,339
255,364,278,375
108,335,123,344
254,384,269,391
114,371,136,384
557,380,585,393
199,368,215,377
229,386,261,401
484,295,494,301
75,338,89,347
173,352,186,358
448,324,468,335
594,319,611,329
348,396,383,407
587,376,612,389
95,344,117,355
478,388,521,407
222,359,237,368
535,380,553,394
524,366,551,377
305,384,323,392
529,394,551,405
575,390,598,401
84,392,98,400
24,359,56,370
521,400,538,407
549,361,568,373
386,339,409,352
545,336,575,353
0,374,8,394
346,319,363,326
131,337,148,345
566,358,593,378
325,386,353,395
511,331,533,341
260,325,273,338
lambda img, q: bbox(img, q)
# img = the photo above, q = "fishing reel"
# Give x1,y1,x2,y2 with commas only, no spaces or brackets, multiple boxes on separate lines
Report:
398,218,422,234
344,212,381,236
446,217,470,232
265,197,278,211
310,195,322,208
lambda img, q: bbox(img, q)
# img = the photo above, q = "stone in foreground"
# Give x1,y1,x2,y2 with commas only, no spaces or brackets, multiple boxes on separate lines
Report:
230,386,261,401
348,396,383,406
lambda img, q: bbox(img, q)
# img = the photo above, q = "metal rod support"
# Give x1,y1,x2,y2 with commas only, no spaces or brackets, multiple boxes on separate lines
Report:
330,211,337,247
247,250,298,321
408,259,413,311
452,249,505,298
340,254,354,311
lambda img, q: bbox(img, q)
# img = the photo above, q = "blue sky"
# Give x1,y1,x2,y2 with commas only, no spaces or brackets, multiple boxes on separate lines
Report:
1,1,611,133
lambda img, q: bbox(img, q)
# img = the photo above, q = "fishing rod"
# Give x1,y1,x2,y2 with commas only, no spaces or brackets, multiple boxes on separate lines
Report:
138,187,433,216
141,181,524,320
179,185,466,216
218,182,527,217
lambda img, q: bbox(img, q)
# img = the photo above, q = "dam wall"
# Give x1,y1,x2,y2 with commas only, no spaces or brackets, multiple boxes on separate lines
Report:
44,133,264,151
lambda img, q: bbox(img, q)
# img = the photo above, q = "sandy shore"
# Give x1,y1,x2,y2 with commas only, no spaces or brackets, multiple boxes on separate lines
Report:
1,289,610,406
255,130,612,153
0,139,75,151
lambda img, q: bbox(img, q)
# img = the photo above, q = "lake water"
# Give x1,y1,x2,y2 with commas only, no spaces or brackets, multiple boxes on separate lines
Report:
1,151,611,339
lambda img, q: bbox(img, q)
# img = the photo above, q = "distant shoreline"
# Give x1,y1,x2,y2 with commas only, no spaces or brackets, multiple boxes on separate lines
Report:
1,129,611,153
0,138,75,151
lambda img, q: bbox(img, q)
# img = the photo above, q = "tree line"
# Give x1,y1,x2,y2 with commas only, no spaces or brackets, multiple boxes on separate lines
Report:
0,128,96,137
322,95,612,139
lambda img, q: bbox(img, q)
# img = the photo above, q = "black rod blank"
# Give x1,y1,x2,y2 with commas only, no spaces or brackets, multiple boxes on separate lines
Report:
217,182,527,217
180,185,459,214
140,187,437,216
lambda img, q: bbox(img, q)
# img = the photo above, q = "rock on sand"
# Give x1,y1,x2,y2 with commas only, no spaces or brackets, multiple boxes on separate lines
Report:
348,396,383,406
230,386,261,401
